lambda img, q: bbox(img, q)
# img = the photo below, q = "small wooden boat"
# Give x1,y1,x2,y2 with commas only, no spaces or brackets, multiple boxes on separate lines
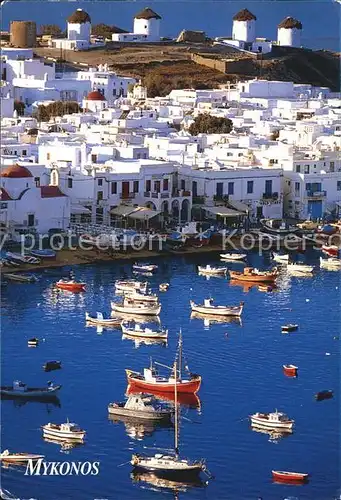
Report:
198,264,227,276
123,290,159,304
320,256,341,269
85,312,120,326
43,361,61,372
220,253,246,261
159,283,169,292
250,410,294,431
0,381,61,398
258,284,274,292
287,263,314,274
121,321,168,340
315,390,333,401
272,470,309,483
42,420,86,441
282,324,298,333
283,365,298,377
260,219,299,235
322,244,339,257
108,394,172,421
5,252,40,265
28,338,39,347
56,279,86,292
30,249,56,259
112,299,161,316
0,450,44,464
190,299,244,317
115,280,148,294
133,263,158,273
3,273,37,283
229,267,278,283
272,252,289,264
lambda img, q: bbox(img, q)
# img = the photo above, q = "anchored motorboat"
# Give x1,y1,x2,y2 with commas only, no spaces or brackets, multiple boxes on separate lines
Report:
133,263,158,273
250,410,294,431
28,338,39,347
108,393,172,421
121,321,167,340
85,312,121,326
198,264,227,276
43,361,62,372
315,389,333,401
287,263,314,274
56,280,86,292
0,380,61,398
42,420,86,441
229,267,278,283
220,253,246,261
320,256,341,269
190,299,244,317
112,298,161,316
0,450,44,464
115,280,148,294
282,324,298,333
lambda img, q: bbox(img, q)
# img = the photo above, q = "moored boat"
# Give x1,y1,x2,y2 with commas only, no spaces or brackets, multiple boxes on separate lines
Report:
42,420,86,441
56,279,86,292
283,364,298,377
108,393,172,421
322,244,339,257
112,299,161,316
5,252,40,265
190,299,244,317
123,290,159,304
282,324,298,333
0,488,20,499
28,338,39,347
0,380,61,398
272,470,309,483
272,252,289,264
320,256,341,269
85,312,121,326
43,361,62,372
287,263,314,274
3,273,37,283
220,253,246,261
315,389,333,401
229,267,278,283
250,410,294,431
0,450,44,464
133,263,158,273
121,321,167,340
115,280,148,294
198,265,227,276
30,249,56,259
159,283,169,292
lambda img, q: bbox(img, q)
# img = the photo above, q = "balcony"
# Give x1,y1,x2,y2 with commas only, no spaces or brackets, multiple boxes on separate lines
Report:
262,192,279,200
306,190,326,198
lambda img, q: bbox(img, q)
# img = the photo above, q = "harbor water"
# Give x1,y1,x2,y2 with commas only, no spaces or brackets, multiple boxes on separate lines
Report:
1,250,339,499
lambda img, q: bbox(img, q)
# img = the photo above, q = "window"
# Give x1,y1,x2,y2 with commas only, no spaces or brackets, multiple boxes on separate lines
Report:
192,181,197,198
68,178,73,189
111,181,117,194
304,165,310,174
295,182,300,193
97,191,103,201
163,178,169,191
27,214,35,227
133,181,139,193
247,181,253,194
306,183,311,191
295,165,301,173
154,180,161,193
330,161,335,172
34,177,40,187
91,154,97,163
181,179,186,190
228,182,234,195
265,180,272,195
216,182,223,198
22,150,27,156
47,153,50,161
146,180,151,192
337,181,341,191
98,179,103,186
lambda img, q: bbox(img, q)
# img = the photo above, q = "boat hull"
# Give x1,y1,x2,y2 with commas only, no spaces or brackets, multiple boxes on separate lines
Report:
190,303,243,317
0,455,44,464
250,417,293,431
42,429,85,441
112,303,161,316
0,386,61,398
272,470,308,483
108,406,171,421
56,283,85,292
229,271,277,283
126,372,201,394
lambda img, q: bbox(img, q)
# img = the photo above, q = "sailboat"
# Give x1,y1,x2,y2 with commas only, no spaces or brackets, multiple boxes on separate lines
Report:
131,361,207,477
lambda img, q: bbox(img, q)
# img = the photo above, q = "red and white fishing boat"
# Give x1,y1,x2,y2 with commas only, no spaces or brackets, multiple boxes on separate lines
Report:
283,365,298,377
126,332,201,395
272,470,309,483
55,280,86,292
322,244,339,257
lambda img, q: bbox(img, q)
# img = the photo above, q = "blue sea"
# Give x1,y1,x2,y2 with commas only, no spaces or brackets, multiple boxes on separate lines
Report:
1,0,340,51
1,250,339,499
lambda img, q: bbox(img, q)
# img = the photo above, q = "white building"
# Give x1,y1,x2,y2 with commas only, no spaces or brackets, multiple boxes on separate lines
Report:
232,8,256,43
277,17,302,47
112,7,161,43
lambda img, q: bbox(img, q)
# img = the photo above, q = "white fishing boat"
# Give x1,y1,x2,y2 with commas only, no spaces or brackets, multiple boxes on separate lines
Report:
0,380,61,398
133,263,158,273
220,253,246,261
272,253,289,264
0,450,44,464
190,299,244,317
0,488,20,499
250,410,294,432
123,290,159,304
198,265,227,276
112,299,161,316
287,263,314,274
108,394,172,421
320,257,341,270
85,312,121,326
42,420,86,442
159,283,169,292
121,321,168,340
115,280,148,294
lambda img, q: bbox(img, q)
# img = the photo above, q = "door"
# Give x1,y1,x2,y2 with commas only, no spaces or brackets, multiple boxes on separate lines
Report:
122,181,130,198
216,182,223,198
192,181,197,198
308,200,322,219
265,180,272,195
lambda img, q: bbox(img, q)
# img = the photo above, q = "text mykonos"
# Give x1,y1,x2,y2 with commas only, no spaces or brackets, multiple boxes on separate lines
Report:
25,459,100,476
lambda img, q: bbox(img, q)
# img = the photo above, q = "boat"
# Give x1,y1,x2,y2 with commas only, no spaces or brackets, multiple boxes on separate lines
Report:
190,299,244,317
30,249,56,259
43,361,62,372
315,390,333,401
126,385,201,409
5,252,40,265
115,280,148,294
322,244,339,257
3,273,37,283
28,338,39,347
126,332,201,395
229,267,278,283
108,393,172,421
159,283,169,292
133,263,158,273
121,321,168,340
0,450,44,464
112,299,161,316
123,290,159,304
0,381,61,398
283,365,298,377
130,360,207,478
0,488,20,499
272,252,289,264
56,279,86,292
198,265,227,276
250,410,294,431
220,253,246,261
122,334,167,348
287,263,314,274
190,311,242,327
320,256,341,269
282,324,298,333
260,219,299,235
85,312,121,326
42,420,86,441
272,470,309,483
131,470,206,491
258,284,274,292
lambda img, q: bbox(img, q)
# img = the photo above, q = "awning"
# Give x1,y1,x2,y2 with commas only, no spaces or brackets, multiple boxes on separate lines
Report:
204,206,246,217
71,205,91,215
227,200,250,213
110,205,136,217
128,208,161,220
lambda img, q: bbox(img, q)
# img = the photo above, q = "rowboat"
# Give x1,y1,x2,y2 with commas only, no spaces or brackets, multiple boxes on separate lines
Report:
229,267,278,283
159,283,169,292
190,299,244,317
56,280,86,292
5,252,40,265
250,410,294,431
287,263,314,274
0,450,44,464
115,280,148,294
112,299,161,316
315,390,333,401
30,249,56,259
3,273,37,283
0,381,61,398
28,338,39,347
198,265,227,276
272,470,309,482
320,256,341,269
258,284,274,292
220,253,246,261
108,394,172,421
43,360,62,372
282,324,298,333
42,420,86,441
322,244,339,257
85,312,121,326
123,290,159,304
272,253,289,264
283,365,298,377
121,321,168,340
133,263,158,273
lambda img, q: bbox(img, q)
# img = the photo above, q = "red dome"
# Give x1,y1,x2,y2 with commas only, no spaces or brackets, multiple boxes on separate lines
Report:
86,90,106,101
0,164,33,178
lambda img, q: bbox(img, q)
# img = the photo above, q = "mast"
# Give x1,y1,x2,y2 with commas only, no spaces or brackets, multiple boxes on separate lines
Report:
174,361,179,457
178,330,182,381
